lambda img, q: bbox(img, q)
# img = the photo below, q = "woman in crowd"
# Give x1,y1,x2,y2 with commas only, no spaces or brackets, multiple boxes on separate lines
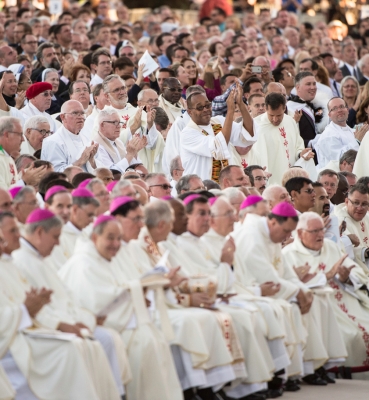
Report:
171,63,190,97
182,58,198,87
42,68,63,114
196,56,222,101
340,76,361,128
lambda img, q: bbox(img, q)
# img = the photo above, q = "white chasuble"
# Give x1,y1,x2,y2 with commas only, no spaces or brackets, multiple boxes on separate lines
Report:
335,206,369,274
69,240,184,400
0,254,119,400
158,95,184,123
180,117,258,181
253,113,305,185
283,238,369,368
353,128,369,179
0,149,17,190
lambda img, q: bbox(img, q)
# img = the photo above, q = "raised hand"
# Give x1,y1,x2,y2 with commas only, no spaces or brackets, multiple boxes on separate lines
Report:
355,123,369,142
326,254,348,280
338,263,355,283
293,110,302,123
293,262,316,283
301,148,315,160
131,107,143,134
166,266,187,288
23,162,48,187
15,91,26,109
147,106,157,130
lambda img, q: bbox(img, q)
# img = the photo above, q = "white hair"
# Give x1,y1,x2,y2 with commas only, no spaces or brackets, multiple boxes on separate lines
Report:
144,200,172,228
97,108,119,126
0,117,21,137
262,184,284,201
222,187,245,202
111,179,134,198
23,115,49,133
137,89,157,102
296,212,323,231
358,54,369,70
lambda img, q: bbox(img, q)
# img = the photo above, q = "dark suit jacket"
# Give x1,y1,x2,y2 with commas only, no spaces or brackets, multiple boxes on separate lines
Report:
340,64,364,81
359,76,368,86
298,111,318,164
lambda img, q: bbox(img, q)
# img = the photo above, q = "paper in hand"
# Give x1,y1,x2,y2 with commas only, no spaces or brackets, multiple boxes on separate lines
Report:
138,50,159,78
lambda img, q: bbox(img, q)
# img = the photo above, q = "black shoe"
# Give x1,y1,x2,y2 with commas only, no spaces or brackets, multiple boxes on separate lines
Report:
258,388,283,398
240,394,267,400
302,373,328,386
284,379,301,392
316,367,336,383
268,376,283,390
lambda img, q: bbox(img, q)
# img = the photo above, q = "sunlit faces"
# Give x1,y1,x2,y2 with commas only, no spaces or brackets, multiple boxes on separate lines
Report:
295,76,317,102
46,192,72,224
265,104,285,127
345,190,369,222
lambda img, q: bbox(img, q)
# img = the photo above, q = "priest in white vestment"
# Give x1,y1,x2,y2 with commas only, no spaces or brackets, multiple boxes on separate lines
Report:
59,214,184,400
41,100,99,173
315,98,361,170
254,93,313,185
158,78,185,123
282,212,369,370
180,86,257,182
234,202,347,383
94,108,146,173
1,210,126,399
20,115,51,156
12,209,130,398
45,187,99,270
112,198,249,397
93,74,164,173
353,124,369,179
335,184,369,273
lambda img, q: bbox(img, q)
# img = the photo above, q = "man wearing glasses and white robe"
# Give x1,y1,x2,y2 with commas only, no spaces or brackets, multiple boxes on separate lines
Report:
41,100,99,173
180,85,257,182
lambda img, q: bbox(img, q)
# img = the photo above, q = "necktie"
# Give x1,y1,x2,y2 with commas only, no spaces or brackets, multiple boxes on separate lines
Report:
353,68,359,80
333,81,340,97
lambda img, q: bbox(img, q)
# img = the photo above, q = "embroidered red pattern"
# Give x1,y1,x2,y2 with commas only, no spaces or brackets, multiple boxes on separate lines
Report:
9,163,15,184
241,159,248,169
360,222,365,233
318,263,326,271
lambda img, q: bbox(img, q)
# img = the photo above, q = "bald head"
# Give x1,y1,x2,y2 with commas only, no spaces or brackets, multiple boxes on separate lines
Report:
264,82,285,96
262,184,291,208
0,189,12,211
60,100,85,134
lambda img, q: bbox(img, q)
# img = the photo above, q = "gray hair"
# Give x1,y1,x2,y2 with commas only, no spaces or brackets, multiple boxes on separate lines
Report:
25,215,63,235
92,218,118,235
144,200,173,228
175,174,201,193
60,100,82,114
340,149,357,165
145,173,167,185
29,18,41,27
15,154,36,172
23,115,50,134
42,68,58,82
339,75,359,98
13,186,36,204
296,211,323,230
358,54,369,70
102,74,124,94
0,117,21,137
111,179,134,198
137,89,156,101
294,71,314,86
86,178,105,192
262,184,284,201
222,187,245,202
169,156,182,178
97,108,119,126
73,195,100,207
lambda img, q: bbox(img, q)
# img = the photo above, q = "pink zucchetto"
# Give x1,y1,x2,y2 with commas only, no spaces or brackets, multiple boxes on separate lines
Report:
78,179,92,188
8,186,23,199
93,214,116,228
240,195,263,210
26,209,55,224
208,197,218,206
71,188,94,198
110,196,135,213
182,194,202,205
107,181,118,192
45,185,68,201
271,202,298,218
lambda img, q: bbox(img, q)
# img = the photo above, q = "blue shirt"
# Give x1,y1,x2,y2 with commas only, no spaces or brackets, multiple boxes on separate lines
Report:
158,54,171,68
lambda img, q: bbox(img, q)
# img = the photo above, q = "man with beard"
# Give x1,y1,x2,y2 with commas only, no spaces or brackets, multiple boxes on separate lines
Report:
31,43,69,95
158,78,185,123
253,93,312,185
96,74,163,173
244,165,268,194
41,100,99,172
315,97,365,170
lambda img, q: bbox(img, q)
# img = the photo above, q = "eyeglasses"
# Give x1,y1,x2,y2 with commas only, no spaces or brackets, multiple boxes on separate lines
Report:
21,200,39,207
79,207,95,219
149,184,172,190
303,189,315,194
188,103,212,112
163,87,182,93
303,227,326,234
64,111,86,117
25,41,37,45
98,60,112,65
348,198,369,208
266,26,277,30
125,215,144,223
32,128,52,137
109,86,127,94
95,191,110,198
329,105,348,112
146,99,159,105
8,131,23,137
103,120,124,127
122,53,134,57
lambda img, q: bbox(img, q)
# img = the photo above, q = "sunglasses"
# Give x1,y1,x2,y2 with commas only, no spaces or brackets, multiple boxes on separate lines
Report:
189,103,212,111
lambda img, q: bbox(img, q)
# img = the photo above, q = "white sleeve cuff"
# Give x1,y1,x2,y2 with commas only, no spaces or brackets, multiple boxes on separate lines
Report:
19,304,33,331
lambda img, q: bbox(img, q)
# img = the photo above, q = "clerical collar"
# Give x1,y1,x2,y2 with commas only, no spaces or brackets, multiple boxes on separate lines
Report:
1,253,12,260
332,122,351,132
20,237,43,258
